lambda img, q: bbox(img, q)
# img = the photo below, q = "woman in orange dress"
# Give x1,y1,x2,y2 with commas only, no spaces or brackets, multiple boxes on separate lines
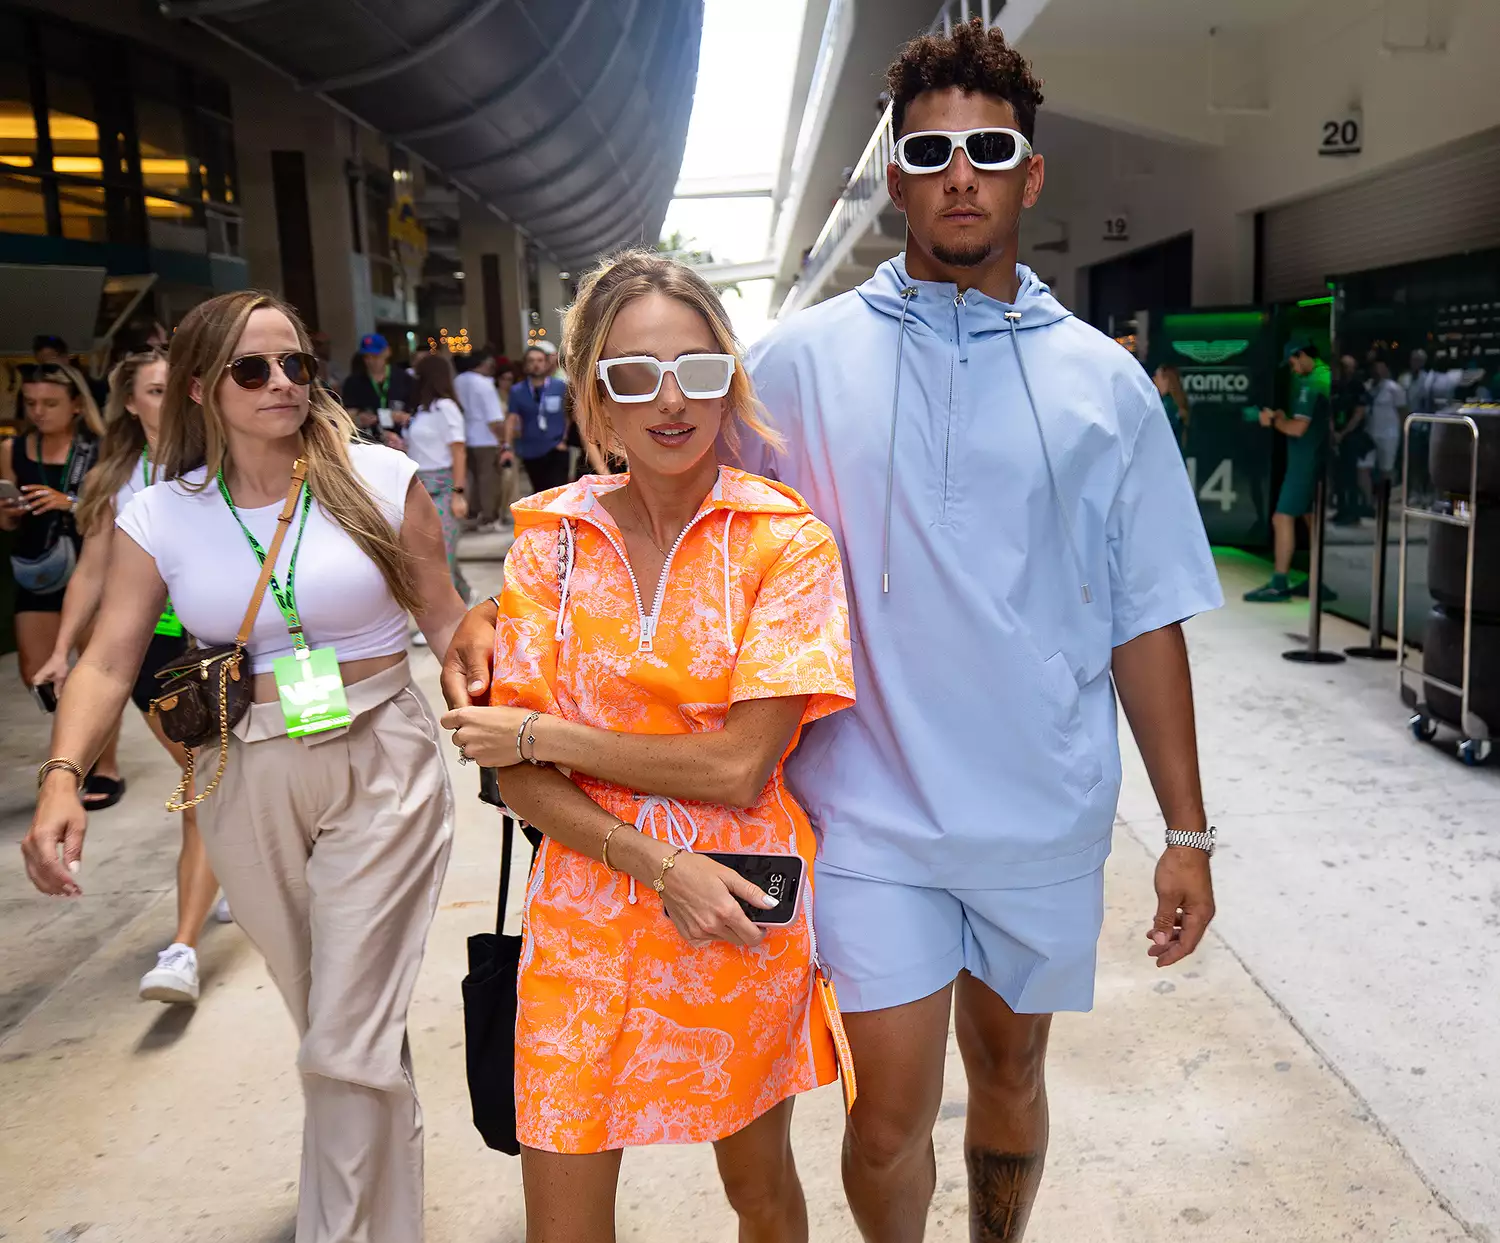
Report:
442,251,855,1242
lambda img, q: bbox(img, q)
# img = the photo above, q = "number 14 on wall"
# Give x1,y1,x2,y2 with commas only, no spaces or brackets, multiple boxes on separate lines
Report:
1185,458,1239,511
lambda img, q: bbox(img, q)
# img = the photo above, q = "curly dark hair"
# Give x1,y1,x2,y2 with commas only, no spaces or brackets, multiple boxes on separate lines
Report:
886,17,1045,141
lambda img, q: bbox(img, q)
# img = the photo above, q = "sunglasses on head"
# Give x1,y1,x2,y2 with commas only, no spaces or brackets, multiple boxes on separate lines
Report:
224,351,319,390
19,362,80,389
894,127,1033,175
596,353,736,403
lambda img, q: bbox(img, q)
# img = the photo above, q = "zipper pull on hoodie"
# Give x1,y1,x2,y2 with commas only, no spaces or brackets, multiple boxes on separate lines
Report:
882,285,920,593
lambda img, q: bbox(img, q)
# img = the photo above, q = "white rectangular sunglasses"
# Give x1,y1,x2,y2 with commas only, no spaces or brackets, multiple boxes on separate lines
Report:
894,127,1033,175
596,353,736,403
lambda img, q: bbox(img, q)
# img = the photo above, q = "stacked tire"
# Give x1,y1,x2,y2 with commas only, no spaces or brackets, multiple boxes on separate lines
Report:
1422,406,1500,758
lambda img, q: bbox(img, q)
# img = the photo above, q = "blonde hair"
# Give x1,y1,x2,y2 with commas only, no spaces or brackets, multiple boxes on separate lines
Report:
562,249,782,461
75,350,166,536
20,361,105,439
157,290,421,613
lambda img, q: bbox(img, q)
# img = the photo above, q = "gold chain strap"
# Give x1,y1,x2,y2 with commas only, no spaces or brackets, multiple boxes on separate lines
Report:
164,656,236,813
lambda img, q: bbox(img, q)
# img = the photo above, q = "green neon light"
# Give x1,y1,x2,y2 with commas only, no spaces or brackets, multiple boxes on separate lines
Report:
1296,296,1334,307
1162,311,1268,330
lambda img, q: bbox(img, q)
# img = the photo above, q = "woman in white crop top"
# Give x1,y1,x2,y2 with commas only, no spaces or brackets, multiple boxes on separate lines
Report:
404,352,471,601
23,290,467,1243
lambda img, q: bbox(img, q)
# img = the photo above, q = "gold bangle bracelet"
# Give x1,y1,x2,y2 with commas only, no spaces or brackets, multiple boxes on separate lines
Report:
601,822,629,872
37,758,84,789
653,846,687,895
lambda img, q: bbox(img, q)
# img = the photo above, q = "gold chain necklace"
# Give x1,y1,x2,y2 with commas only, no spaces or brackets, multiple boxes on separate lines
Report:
627,486,675,557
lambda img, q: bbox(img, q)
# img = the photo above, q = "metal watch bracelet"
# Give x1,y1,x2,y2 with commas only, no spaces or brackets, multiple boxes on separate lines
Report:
1164,827,1216,855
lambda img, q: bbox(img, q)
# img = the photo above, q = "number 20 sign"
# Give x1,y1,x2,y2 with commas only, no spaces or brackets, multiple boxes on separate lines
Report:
1320,114,1362,157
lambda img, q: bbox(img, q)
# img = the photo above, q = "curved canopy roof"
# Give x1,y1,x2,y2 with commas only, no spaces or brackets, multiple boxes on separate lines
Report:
167,0,702,264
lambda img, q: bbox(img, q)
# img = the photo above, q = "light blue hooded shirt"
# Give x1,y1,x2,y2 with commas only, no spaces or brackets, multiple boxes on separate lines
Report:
740,257,1222,889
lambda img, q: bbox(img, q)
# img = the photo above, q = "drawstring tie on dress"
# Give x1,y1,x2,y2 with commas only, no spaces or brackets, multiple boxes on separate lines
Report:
628,795,700,905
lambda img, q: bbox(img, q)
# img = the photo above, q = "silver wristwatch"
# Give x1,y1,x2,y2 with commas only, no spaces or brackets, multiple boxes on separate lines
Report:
1164,827,1216,855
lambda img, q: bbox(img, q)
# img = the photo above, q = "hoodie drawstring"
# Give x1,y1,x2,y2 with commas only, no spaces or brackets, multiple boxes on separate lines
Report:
1005,313,1092,605
554,519,576,641
721,511,735,649
628,795,699,905
882,286,920,593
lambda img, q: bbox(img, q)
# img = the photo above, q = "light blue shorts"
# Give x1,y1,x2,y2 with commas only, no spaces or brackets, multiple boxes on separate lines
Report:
811,861,1106,1015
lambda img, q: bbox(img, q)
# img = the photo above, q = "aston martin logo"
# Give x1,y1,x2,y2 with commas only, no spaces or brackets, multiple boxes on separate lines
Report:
1173,339,1251,364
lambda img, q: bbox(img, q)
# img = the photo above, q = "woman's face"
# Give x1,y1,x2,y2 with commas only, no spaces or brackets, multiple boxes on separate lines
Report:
203,308,310,446
599,292,727,479
126,359,169,436
22,381,80,435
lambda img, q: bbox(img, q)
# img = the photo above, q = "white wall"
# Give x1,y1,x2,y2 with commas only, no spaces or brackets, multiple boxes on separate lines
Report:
1022,0,1500,312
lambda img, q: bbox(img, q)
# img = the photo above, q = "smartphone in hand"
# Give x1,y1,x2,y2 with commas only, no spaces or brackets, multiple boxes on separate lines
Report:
704,851,805,926
31,682,58,713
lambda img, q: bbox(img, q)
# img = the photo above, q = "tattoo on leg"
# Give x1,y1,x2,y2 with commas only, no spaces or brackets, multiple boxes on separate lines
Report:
966,1148,1042,1242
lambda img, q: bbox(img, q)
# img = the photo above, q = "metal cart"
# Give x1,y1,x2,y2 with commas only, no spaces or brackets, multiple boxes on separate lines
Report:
1397,408,1493,765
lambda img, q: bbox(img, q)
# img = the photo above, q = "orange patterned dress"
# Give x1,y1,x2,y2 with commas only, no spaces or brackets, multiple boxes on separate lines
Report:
492,466,856,1153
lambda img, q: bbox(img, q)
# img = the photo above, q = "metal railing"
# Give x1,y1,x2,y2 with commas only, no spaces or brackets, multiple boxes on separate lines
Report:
779,0,1003,317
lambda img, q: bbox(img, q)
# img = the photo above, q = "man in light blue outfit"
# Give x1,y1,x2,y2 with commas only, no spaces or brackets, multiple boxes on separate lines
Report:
739,21,1222,1242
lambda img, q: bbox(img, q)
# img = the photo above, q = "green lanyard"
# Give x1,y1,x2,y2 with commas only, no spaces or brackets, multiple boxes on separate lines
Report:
142,447,186,637
140,445,155,488
216,469,315,653
374,374,389,408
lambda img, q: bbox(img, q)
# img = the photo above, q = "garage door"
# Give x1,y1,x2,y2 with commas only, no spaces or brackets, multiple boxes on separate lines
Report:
1261,127,1500,303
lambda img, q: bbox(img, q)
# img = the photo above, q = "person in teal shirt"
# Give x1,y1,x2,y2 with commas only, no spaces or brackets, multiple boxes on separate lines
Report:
1245,340,1333,602
1153,363,1191,453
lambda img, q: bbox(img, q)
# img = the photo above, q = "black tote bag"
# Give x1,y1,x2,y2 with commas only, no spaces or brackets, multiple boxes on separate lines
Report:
463,783,540,1155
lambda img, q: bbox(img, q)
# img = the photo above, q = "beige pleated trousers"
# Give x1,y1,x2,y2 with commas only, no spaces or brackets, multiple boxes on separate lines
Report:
201,660,453,1243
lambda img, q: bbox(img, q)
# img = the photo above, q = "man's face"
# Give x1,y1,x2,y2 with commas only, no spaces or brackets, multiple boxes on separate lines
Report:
1340,355,1356,376
524,349,550,378
886,88,1043,271
1290,352,1315,377
34,346,64,365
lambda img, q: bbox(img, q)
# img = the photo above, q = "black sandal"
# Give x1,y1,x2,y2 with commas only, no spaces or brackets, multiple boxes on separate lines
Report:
82,773,127,811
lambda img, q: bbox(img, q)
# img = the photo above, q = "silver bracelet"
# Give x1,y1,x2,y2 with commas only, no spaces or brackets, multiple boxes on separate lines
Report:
515,710,543,766
1165,827,1216,855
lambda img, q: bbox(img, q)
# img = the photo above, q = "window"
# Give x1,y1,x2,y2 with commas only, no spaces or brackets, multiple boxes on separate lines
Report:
57,180,106,241
0,171,47,234
136,96,192,201
0,62,38,172
44,74,102,176
0,10,238,250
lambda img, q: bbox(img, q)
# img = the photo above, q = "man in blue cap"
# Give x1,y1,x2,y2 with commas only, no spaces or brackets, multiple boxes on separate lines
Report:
341,332,412,444
1245,338,1333,601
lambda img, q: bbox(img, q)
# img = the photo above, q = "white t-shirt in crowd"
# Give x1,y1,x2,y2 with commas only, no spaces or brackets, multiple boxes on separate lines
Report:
454,370,504,448
116,442,417,674
404,398,465,472
112,451,162,518
1368,378,1406,442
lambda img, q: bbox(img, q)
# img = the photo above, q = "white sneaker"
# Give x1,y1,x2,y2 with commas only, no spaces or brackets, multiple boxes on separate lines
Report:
411,631,430,647
213,895,233,924
139,943,199,1005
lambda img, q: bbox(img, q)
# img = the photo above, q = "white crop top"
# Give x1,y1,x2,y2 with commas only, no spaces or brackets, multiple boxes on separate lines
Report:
116,442,418,674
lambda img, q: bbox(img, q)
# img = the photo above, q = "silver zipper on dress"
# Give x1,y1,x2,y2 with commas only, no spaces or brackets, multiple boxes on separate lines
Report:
573,509,716,653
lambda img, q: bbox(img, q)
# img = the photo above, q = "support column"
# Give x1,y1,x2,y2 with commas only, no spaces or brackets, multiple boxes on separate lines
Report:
460,196,527,360
536,255,566,346
231,90,362,361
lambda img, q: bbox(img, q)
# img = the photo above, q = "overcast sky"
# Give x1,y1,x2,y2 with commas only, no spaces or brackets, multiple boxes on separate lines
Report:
661,0,808,343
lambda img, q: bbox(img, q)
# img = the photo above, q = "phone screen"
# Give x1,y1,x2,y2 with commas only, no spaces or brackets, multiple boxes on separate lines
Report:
704,852,805,926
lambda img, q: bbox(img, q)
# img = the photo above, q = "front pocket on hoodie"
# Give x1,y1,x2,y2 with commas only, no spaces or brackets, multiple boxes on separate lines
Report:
1036,651,1104,796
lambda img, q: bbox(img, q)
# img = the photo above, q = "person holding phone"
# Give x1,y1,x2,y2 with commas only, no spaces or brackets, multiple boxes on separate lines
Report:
0,363,119,800
439,250,855,1242
31,350,229,1003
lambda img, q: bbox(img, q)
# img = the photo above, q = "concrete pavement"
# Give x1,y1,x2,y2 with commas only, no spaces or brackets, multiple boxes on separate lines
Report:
1,545,1493,1241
